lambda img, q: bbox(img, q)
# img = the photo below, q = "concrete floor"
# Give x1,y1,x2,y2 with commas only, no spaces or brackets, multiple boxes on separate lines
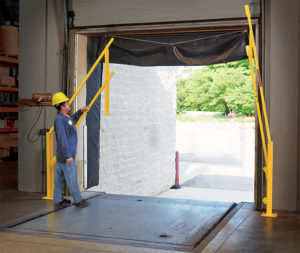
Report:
202,204,300,253
159,187,253,203
0,161,53,226
1,161,300,252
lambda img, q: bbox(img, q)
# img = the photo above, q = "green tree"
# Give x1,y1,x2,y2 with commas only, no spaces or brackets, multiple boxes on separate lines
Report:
176,60,255,116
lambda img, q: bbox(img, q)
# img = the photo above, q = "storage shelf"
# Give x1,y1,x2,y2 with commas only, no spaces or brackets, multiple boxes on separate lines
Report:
0,128,18,133
0,62,18,68
0,107,18,112
0,86,18,93
0,55,19,64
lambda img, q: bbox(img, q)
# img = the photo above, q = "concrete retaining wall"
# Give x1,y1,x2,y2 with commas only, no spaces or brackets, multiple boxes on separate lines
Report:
89,64,177,196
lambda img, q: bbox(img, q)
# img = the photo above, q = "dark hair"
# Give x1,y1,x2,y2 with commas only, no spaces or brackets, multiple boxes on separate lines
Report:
54,101,66,111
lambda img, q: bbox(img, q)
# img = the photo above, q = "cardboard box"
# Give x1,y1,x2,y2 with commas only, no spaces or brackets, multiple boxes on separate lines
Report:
13,120,18,128
0,119,17,129
0,26,18,56
0,119,9,128
5,119,14,128
0,67,9,76
0,148,10,158
0,76,16,86
0,136,18,148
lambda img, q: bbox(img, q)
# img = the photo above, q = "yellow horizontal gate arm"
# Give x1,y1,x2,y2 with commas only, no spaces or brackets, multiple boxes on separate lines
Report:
46,38,114,135
76,71,114,128
69,38,114,105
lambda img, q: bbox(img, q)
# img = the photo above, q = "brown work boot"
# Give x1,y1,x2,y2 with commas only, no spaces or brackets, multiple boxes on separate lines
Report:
75,199,89,208
54,199,72,208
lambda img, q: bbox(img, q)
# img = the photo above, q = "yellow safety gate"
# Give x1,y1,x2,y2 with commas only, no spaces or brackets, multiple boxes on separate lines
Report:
245,5,277,218
43,38,115,200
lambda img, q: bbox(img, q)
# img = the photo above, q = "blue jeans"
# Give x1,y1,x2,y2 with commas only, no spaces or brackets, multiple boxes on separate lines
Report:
53,160,82,204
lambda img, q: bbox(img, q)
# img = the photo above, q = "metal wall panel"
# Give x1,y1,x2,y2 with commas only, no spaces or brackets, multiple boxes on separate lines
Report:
19,0,65,192
298,1,300,213
70,0,260,28
264,0,299,211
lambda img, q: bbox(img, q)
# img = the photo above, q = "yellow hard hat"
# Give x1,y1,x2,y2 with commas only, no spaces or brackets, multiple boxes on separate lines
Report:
52,92,69,106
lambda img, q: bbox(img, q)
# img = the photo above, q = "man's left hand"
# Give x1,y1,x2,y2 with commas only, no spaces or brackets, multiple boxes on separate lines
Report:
81,106,89,113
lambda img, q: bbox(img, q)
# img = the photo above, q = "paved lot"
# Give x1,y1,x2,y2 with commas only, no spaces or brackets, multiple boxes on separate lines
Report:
159,120,255,203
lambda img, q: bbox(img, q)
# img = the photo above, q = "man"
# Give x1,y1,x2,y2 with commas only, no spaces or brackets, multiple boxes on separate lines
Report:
52,92,89,208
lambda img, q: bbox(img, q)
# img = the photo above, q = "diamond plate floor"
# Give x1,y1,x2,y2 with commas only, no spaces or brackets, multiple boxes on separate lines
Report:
6,194,235,251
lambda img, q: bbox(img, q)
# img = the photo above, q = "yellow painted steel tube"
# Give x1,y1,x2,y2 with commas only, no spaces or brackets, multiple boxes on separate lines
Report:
49,132,54,199
46,40,114,135
262,141,277,217
69,38,114,105
246,4,276,218
43,131,54,199
50,157,56,167
247,44,268,163
245,5,259,71
76,71,114,128
48,126,54,134
246,5,271,143
105,49,110,115
42,131,51,199
48,131,54,199
259,86,271,142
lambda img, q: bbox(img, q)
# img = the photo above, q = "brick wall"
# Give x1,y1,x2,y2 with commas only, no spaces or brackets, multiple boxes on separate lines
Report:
90,64,177,196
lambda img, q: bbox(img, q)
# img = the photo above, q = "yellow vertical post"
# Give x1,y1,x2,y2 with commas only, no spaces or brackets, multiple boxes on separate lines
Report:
105,49,110,115
49,131,54,199
45,131,51,198
262,141,277,217
43,129,54,200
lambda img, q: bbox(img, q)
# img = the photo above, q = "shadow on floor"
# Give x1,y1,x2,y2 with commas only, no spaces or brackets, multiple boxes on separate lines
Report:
0,161,53,226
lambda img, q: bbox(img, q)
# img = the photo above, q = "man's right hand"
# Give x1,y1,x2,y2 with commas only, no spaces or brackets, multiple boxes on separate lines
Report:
66,157,73,164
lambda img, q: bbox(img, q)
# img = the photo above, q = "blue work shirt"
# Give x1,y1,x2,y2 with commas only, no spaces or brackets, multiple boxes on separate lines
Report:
54,110,83,163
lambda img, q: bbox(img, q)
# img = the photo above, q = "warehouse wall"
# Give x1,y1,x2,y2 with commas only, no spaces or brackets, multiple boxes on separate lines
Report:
89,64,177,195
264,0,299,211
71,34,87,191
19,0,300,211
19,0,65,192
298,2,300,213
